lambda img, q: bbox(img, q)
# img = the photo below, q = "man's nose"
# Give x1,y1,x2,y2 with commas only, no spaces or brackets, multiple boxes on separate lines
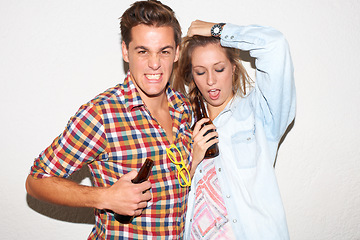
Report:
148,54,160,70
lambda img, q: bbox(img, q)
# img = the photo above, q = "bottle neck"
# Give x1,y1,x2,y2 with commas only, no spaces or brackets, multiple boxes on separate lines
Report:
199,97,208,118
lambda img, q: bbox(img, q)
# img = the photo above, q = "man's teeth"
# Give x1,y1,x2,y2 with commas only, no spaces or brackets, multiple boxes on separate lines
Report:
210,89,217,92
146,74,161,80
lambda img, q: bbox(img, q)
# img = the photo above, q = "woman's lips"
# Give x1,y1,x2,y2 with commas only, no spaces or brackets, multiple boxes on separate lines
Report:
208,89,220,100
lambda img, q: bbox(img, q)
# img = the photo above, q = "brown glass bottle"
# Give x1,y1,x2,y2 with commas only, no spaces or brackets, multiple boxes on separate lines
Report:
114,158,154,224
193,96,219,159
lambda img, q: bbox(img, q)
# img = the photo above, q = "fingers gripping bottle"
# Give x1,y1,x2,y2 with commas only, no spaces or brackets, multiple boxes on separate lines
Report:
114,158,154,224
193,96,219,159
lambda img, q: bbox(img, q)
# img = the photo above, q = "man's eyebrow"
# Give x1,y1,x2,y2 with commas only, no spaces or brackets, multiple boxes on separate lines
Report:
134,45,174,51
160,45,174,51
134,46,149,51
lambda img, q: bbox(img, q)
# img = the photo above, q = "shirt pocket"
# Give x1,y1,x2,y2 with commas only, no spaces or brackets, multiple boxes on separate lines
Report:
231,129,257,169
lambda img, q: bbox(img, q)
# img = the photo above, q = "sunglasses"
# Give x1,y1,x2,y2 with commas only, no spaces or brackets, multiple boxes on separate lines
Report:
166,144,191,187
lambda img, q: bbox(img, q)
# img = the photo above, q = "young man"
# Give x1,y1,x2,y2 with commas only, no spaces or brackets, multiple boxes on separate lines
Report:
25,1,192,239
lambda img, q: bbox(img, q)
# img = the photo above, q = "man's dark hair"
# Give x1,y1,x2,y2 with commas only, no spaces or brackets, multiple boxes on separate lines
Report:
120,0,181,47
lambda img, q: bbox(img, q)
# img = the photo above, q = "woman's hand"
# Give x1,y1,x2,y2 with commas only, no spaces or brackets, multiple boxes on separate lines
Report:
187,20,216,37
190,118,219,177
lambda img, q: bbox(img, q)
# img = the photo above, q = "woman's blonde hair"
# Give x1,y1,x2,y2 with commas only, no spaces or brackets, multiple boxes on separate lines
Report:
173,35,251,108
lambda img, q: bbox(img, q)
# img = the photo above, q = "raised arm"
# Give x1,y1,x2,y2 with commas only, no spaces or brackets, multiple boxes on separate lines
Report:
188,20,296,141
221,23,295,140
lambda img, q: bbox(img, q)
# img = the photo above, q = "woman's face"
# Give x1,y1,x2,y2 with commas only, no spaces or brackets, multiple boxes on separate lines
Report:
191,43,235,117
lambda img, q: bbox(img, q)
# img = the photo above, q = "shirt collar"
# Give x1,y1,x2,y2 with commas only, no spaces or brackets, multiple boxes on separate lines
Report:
222,95,240,114
213,95,242,126
214,94,254,127
166,82,187,114
123,71,143,111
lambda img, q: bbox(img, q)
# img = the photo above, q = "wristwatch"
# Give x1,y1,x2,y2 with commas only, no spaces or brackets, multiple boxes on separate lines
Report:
211,23,225,38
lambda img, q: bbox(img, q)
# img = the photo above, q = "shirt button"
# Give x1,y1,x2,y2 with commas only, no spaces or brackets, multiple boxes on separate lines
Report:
218,168,221,172
233,219,237,223
247,137,251,141
231,36,234,39
226,195,230,198
190,219,192,222
199,170,202,173
224,35,229,39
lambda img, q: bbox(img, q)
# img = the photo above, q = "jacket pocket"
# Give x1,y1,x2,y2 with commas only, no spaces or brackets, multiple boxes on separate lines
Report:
231,129,257,168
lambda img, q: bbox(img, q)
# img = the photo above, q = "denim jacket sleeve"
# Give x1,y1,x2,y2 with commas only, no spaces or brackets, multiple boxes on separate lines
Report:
220,24,296,141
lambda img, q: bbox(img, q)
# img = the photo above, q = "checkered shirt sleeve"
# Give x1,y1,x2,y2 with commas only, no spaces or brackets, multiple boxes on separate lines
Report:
30,104,108,179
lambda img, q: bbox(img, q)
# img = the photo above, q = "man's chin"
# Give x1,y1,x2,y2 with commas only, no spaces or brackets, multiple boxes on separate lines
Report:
144,89,166,98
136,85,168,100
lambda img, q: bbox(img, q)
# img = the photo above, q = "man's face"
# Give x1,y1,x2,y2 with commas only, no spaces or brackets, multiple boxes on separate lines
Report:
122,24,179,101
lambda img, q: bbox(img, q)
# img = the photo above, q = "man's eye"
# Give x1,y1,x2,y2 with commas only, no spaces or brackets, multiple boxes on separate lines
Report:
215,68,225,73
161,51,170,55
138,51,146,54
195,72,205,76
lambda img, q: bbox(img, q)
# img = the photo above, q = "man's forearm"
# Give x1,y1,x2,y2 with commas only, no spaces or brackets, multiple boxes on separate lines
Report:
25,171,152,216
25,175,106,209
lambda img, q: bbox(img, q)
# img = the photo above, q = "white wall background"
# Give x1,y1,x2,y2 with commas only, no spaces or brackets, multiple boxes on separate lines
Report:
1,0,359,239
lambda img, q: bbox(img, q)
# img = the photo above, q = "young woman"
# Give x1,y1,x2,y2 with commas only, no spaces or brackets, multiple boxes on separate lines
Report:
173,20,296,239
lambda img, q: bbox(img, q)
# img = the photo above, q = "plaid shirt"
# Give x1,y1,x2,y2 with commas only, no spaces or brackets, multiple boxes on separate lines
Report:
30,72,193,239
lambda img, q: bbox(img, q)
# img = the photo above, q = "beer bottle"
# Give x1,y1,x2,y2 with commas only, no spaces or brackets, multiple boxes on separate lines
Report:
114,158,154,224
193,96,219,158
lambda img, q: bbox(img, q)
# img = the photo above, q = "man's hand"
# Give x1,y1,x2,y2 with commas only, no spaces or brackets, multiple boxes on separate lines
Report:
187,20,216,37
26,169,152,218
100,170,152,216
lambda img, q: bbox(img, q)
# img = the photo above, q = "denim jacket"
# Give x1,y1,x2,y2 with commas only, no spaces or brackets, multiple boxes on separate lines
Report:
184,24,296,240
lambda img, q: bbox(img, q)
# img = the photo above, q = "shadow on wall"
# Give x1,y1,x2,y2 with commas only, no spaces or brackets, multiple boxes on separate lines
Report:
26,167,95,224
239,50,256,69
274,118,295,168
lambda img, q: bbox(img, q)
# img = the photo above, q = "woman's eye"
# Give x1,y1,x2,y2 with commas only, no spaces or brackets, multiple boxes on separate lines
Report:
195,71,205,76
215,68,225,73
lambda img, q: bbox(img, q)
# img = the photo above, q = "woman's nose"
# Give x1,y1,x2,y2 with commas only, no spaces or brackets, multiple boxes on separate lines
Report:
207,72,216,86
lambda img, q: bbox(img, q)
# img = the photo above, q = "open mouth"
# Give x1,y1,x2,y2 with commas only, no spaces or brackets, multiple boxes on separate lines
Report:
208,89,220,100
145,74,162,81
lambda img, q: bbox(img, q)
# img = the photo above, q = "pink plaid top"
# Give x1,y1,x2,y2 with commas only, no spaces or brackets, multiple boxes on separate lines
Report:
190,158,235,239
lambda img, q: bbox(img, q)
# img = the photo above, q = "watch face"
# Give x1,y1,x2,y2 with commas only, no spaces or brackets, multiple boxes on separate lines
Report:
213,26,221,34
211,24,223,37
